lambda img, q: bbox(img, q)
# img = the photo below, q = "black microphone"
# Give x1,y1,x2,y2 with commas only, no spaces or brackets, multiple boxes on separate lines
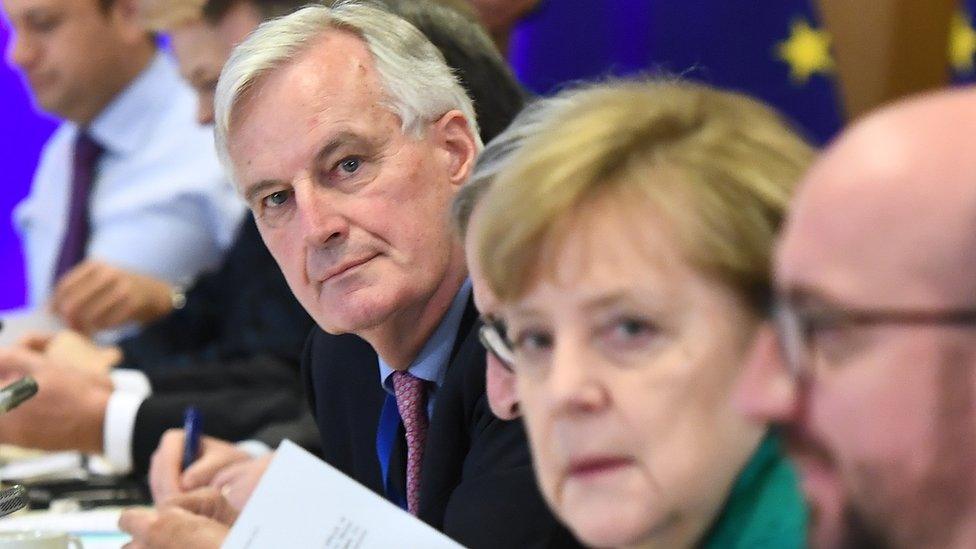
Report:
0,485,28,518
0,377,38,414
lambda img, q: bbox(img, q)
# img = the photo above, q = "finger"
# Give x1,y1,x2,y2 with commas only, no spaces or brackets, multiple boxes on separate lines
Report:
118,507,157,537
82,288,134,333
149,430,185,503
57,274,117,331
165,487,238,526
180,446,247,490
0,347,42,376
17,332,54,352
209,462,243,491
52,261,99,301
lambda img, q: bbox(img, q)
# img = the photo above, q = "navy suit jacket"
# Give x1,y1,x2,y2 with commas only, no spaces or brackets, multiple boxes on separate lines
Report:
303,300,582,548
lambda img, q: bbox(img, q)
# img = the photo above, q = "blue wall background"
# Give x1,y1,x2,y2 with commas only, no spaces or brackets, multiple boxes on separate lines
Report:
0,25,56,311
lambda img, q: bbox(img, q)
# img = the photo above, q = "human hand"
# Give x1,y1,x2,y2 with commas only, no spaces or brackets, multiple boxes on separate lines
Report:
21,330,121,375
149,430,251,503
119,505,228,549
0,346,111,453
211,453,273,511
161,486,240,526
50,260,175,334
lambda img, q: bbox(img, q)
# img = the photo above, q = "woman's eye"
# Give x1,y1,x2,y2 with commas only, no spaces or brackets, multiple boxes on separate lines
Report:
614,318,655,337
602,317,661,348
512,329,553,353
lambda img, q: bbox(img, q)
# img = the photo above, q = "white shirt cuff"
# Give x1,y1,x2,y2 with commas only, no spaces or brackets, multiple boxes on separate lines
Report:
236,440,273,458
110,369,152,397
102,390,148,474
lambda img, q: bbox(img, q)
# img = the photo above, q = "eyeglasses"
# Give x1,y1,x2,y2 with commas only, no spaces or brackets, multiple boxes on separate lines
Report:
773,299,976,378
478,315,515,371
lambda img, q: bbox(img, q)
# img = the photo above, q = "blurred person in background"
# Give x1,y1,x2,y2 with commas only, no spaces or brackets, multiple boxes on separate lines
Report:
1,0,244,334
736,87,976,549
474,79,814,547
0,0,316,478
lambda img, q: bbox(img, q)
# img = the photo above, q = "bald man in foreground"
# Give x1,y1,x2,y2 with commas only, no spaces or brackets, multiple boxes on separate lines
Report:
737,87,976,548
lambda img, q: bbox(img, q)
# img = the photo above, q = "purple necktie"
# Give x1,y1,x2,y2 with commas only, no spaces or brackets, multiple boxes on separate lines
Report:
392,370,429,516
53,131,104,281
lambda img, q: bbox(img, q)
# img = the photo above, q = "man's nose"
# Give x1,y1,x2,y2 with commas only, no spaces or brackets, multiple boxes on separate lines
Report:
7,32,38,71
295,183,349,248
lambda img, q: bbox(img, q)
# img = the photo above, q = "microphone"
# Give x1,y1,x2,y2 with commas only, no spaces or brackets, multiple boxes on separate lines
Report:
0,485,28,518
0,377,38,414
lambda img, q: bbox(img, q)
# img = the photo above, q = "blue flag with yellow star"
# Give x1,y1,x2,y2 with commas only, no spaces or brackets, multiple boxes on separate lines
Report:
508,1,842,144
952,0,976,83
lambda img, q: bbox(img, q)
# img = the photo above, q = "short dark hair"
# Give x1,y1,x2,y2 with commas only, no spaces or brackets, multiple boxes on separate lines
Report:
203,0,311,23
387,0,526,143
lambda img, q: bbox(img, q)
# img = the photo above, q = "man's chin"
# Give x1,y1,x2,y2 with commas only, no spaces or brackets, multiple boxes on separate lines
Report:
311,298,396,336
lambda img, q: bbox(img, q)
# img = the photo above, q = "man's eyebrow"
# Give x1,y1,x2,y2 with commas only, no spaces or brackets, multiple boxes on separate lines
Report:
243,180,285,204
313,131,373,166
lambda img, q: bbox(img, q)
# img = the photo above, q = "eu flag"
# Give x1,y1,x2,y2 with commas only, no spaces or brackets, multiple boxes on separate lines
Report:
507,1,844,145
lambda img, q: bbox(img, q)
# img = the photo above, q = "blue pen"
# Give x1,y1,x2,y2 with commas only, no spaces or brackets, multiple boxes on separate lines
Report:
182,406,203,470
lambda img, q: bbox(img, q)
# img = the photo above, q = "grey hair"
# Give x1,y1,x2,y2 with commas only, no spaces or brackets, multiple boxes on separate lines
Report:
213,1,482,172
452,94,580,239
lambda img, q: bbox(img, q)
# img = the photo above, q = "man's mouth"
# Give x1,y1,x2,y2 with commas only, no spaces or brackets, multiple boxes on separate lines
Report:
319,254,377,283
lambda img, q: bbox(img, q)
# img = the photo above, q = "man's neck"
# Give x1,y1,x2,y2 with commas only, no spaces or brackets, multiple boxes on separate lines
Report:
364,262,468,371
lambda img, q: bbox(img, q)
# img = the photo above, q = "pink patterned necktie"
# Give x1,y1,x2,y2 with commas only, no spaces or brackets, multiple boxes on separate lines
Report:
392,370,429,516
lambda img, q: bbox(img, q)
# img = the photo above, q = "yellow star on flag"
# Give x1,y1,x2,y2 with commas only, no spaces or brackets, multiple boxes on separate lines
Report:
949,10,976,74
776,18,834,84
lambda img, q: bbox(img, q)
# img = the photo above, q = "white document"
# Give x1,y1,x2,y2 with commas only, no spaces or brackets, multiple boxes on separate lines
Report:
0,308,62,347
224,440,464,549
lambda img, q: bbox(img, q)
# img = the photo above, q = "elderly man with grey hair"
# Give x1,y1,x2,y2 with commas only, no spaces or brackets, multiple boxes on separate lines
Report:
119,2,580,548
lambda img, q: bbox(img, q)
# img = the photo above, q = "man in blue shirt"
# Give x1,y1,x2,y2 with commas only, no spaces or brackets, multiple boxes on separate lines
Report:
3,0,243,332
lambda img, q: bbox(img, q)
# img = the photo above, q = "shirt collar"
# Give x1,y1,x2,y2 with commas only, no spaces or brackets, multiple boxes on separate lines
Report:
88,51,177,155
378,279,473,393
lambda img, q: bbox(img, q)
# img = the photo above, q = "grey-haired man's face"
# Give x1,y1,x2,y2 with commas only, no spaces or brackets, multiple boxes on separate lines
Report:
227,30,476,337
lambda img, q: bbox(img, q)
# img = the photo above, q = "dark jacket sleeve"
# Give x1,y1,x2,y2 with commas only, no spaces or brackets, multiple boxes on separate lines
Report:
130,385,307,475
117,217,313,372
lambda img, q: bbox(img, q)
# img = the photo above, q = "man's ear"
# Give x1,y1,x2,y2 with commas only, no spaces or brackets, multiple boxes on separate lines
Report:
432,110,479,188
110,0,153,45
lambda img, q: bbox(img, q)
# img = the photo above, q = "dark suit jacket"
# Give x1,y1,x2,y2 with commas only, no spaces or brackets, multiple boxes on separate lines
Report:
118,216,317,474
304,300,582,548
118,216,312,371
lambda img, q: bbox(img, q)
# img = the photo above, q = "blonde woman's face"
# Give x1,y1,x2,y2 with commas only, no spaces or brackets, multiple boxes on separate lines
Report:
502,194,764,547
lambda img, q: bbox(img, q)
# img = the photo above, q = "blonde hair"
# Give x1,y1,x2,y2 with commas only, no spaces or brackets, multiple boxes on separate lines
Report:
138,0,207,30
476,79,815,310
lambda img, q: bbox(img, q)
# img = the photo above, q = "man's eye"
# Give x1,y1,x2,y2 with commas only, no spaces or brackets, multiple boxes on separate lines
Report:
338,157,361,174
262,190,291,208
26,15,59,32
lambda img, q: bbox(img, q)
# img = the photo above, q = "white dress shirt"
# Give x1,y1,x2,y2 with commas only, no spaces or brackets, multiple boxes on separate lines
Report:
14,51,245,306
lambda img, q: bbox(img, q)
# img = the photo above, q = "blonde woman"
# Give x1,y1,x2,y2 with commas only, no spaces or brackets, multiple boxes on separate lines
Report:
474,80,814,547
